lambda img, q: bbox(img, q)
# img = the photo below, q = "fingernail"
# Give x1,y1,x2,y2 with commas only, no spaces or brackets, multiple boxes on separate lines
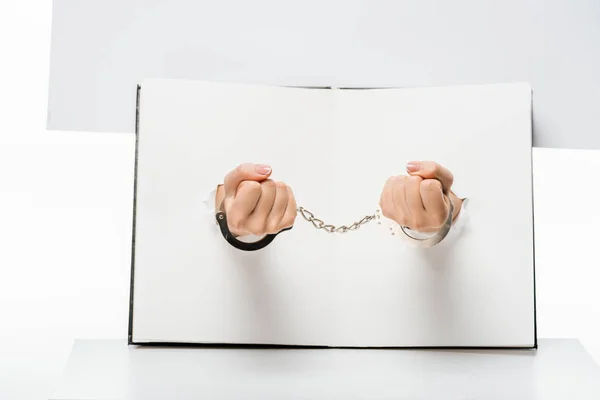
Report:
256,164,272,175
406,162,420,173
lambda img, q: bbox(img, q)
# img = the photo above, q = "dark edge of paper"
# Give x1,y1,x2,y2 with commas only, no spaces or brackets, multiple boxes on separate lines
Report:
129,342,537,351
128,84,538,350
128,84,142,345
530,88,538,350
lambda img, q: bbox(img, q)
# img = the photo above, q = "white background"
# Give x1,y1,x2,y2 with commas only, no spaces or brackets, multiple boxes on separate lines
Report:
47,0,600,149
0,1,599,399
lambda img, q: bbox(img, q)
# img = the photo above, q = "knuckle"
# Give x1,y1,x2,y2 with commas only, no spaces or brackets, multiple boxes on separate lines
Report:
265,222,278,234
261,179,276,191
411,215,424,230
227,213,245,232
275,181,287,190
239,180,260,191
421,179,441,191
281,216,293,228
247,221,266,236
408,176,422,184
422,161,437,175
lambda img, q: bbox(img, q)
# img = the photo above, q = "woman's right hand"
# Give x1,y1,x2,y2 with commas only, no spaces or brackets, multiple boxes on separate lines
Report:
215,163,297,237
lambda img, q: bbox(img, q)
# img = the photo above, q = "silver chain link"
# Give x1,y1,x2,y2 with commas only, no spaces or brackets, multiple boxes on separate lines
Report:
297,206,380,233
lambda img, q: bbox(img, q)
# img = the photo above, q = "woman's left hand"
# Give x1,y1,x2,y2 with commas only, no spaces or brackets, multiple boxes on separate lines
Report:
379,161,463,233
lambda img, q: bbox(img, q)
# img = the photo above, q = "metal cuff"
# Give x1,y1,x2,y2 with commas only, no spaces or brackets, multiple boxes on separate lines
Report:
399,197,455,248
215,201,292,251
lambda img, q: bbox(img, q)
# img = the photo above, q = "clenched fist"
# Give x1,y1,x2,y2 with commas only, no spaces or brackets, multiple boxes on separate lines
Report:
380,161,463,233
215,163,297,237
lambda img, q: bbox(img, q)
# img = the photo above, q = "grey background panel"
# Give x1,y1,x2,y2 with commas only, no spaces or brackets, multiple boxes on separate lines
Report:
51,339,600,399
48,0,600,149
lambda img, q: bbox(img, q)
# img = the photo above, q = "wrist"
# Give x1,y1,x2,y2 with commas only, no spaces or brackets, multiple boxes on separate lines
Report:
215,185,225,211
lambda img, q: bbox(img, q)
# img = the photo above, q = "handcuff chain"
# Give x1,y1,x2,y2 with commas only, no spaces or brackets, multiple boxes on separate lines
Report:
297,206,380,234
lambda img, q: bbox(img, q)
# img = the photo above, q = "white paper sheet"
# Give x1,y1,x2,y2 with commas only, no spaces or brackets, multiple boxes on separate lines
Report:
131,79,535,347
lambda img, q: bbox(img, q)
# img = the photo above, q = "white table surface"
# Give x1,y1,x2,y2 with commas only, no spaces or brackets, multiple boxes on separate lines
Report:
50,338,600,400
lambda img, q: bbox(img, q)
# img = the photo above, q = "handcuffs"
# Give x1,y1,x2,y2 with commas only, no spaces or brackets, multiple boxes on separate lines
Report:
216,195,455,252
215,199,292,251
397,197,454,248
